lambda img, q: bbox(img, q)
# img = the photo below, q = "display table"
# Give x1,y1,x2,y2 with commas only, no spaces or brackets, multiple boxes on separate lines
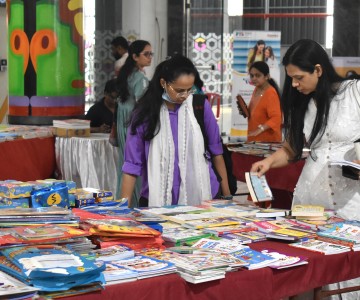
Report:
231,152,306,208
62,240,360,300
55,134,119,194
0,136,56,181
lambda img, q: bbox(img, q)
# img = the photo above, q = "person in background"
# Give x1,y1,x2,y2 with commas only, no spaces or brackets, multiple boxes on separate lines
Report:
115,40,153,203
247,40,266,71
251,41,360,299
111,36,129,77
85,79,118,133
245,61,282,142
264,45,280,81
120,55,231,208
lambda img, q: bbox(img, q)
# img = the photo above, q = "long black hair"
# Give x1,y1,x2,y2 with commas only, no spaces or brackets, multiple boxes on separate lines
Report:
129,54,197,140
249,61,281,98
117,40,150,103
248,40,265,67
281,39,345,161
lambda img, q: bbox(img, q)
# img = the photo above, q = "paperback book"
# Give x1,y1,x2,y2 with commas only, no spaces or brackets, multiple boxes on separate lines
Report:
245,172,273,202
230,248,278,270
260,249,308,269
289,239,351,255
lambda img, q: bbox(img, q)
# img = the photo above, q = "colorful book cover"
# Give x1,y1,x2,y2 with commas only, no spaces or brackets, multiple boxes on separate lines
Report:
162,227,212,244
182,217,240,229
109,255,176,279
230,248,278,270
289,239,351,255
317,222,360,244
191,238,249,253
260,249,308,269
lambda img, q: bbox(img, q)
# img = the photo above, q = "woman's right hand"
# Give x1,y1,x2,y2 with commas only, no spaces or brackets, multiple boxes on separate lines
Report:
250,159,271,177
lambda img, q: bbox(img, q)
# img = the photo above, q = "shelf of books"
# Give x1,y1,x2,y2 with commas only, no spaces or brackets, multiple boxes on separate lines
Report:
0,178,360,299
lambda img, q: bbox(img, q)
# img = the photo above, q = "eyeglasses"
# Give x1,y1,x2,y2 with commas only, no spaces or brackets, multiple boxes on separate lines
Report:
167,83,196,99
140,51,154,58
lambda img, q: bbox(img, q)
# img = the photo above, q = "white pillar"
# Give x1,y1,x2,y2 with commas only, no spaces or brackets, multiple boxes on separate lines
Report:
122,0,167,78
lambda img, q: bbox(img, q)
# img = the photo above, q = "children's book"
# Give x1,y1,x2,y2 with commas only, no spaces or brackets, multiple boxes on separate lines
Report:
289,239,351,255
223,231,267,243
1,245,106,291
162,227,212,245
82,245,135,262
245,172,273,202
0,270,39,297
85,218,161,237
202,224,256,237
260,249,308,269
100,261,138,284
109,255,176,279
317,222,360,245
209,204,260,217
182,217,241,229
230,248,278,270
191,238,249,254
177,270,225,284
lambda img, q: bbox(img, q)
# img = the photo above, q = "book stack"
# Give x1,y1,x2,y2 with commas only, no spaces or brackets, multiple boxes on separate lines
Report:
73,209,164,250
53,119,90,138
289,239,351,255
317,222,360,251
162,227,212,246
0,245,105,292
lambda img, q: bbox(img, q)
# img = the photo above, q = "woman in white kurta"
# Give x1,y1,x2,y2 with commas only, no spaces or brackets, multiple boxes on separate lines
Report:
251,39,360,300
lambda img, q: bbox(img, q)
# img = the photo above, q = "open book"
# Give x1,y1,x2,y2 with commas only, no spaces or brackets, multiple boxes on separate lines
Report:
245,172,273,202
236,94,250,118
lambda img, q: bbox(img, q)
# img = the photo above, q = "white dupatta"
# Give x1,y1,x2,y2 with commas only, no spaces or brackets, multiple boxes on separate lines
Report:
147,95,212,207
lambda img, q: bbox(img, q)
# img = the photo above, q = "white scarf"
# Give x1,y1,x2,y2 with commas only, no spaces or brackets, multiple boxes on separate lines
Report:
147,95,212,207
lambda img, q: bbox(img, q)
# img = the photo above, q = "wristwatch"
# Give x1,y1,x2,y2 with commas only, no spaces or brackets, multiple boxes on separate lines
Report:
258,124,265,132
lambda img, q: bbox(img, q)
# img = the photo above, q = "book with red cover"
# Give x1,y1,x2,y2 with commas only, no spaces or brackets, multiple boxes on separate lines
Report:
236,94,250,118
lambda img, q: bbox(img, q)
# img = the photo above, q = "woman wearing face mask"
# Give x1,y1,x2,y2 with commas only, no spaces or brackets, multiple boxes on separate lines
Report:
120,55,231,207
115,40,153,205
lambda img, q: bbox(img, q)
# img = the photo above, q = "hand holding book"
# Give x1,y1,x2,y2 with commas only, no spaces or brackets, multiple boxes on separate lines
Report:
236,94,250,118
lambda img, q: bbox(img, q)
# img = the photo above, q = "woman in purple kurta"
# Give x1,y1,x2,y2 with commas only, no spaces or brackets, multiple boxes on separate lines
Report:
120,55,231,207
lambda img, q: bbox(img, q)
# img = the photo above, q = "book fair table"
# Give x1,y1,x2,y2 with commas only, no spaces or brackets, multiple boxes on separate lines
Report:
0,136,56,181
63,240,360,300
55,133,119,194
231,152,305,209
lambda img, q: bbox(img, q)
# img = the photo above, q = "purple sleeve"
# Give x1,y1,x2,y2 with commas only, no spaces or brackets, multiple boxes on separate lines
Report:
203,100,223,155
122,126,145,176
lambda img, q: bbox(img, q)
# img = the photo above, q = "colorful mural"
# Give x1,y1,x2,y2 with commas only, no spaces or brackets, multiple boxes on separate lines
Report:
8,0,84,124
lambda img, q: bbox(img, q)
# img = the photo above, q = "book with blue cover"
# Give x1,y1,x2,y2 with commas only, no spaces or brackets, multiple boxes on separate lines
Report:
1,245,105,291
230,247,278,269
245,172,273,202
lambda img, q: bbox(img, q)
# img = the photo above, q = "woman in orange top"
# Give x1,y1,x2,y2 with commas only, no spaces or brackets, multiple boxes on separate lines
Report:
247,61,282,142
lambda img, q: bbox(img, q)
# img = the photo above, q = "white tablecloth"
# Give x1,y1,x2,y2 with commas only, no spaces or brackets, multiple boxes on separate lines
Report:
55,134,119,194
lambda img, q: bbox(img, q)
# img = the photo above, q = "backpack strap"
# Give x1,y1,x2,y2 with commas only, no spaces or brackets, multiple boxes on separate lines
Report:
192,94,209,154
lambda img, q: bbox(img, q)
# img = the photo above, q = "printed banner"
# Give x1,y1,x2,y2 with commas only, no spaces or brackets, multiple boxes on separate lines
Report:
231,30,281,138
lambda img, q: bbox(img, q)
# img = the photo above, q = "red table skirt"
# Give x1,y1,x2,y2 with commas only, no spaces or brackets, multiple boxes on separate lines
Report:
62,241,360,300
0,136,56,181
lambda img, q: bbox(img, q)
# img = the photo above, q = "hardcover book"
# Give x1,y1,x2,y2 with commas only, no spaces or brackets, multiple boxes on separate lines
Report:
236,94,250,118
